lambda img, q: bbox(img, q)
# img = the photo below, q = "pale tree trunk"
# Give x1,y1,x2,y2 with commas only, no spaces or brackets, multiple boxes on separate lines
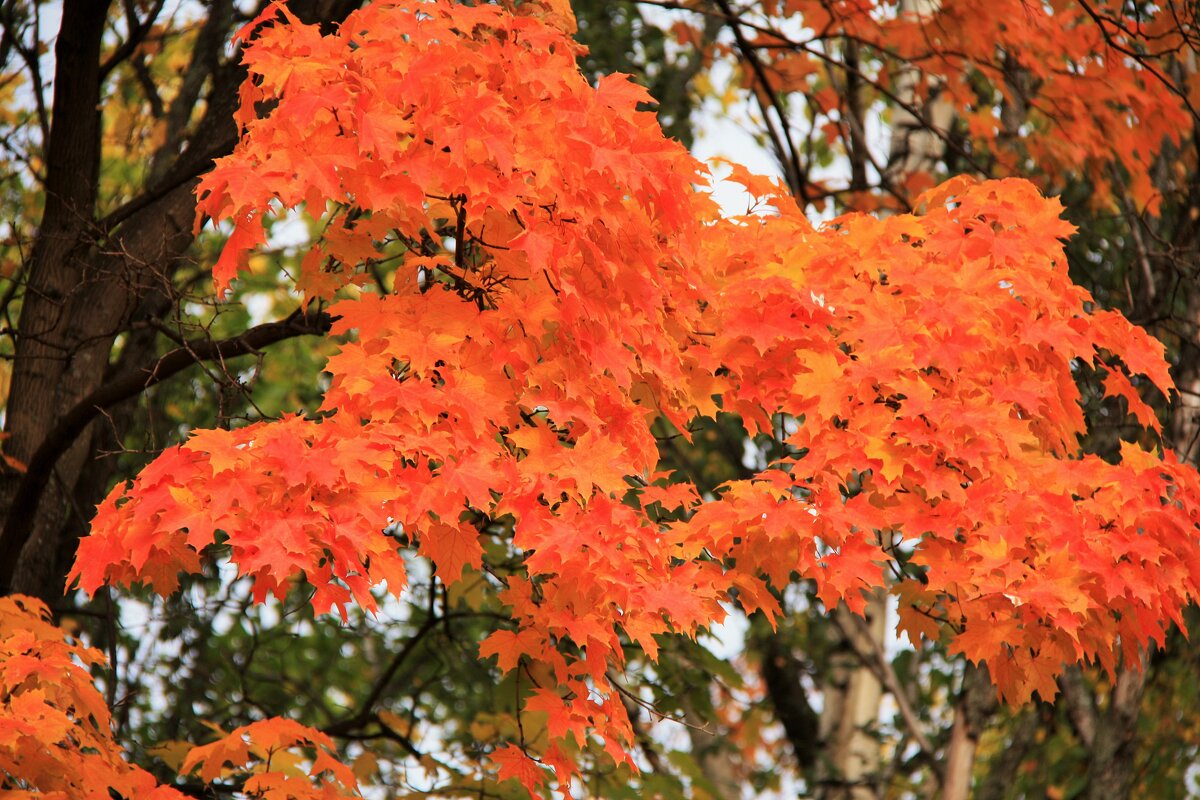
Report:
888,1,1015,796
699,0,953,787
815,592,887,800
885,0,955,187
885,1,1003,796
1173,262,1200,465
817,0,954,789
940,663,997,800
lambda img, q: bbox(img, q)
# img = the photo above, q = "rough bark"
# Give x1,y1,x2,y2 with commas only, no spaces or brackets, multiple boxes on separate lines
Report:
0,308,333,592
0,0,361,604
0,0,115,601
1081,655,1150,800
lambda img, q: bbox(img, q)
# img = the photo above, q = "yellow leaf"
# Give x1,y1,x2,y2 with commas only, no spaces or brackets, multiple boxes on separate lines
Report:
148,740,194,771
378,709,411,738
351,751,378,782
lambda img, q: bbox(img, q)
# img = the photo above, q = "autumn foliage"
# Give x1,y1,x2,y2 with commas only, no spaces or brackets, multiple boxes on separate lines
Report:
4,0,1198,797
707,0,1196,212
0,595,185,800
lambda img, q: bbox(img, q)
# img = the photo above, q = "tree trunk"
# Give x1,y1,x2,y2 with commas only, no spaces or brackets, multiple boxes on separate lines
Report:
814,0,954,786
940,663,997,800
0,0,361,605
0,0,114,601
815,592,887,800
1081,655,1149,800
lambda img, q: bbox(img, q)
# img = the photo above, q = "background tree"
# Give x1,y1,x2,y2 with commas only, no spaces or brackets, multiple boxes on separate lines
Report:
632,2,1200,798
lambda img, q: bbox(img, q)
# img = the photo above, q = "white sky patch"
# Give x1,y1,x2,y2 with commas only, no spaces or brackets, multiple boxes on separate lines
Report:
704,602,749,660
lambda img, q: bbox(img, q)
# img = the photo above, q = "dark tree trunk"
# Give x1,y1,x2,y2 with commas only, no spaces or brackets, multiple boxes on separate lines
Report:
0,0,115,602
0,0,360,605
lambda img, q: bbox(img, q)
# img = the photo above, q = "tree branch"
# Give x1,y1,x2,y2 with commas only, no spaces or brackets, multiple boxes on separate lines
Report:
0,308,334,594
710,0,808,202
835,608,937,759
1058,664,1098,748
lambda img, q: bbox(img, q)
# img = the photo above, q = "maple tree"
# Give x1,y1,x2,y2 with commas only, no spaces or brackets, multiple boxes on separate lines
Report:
647,3,1200,796
2,1,1199,798
654,0,1197,212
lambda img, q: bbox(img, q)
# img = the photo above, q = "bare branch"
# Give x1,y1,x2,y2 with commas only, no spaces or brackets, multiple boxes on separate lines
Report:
0,308,334,594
